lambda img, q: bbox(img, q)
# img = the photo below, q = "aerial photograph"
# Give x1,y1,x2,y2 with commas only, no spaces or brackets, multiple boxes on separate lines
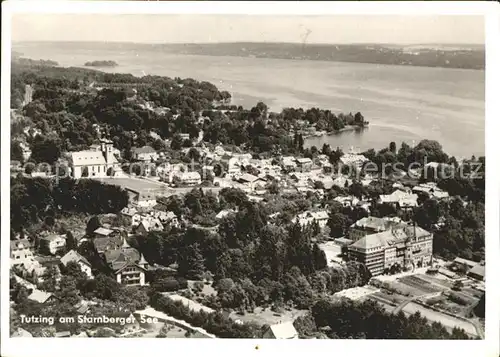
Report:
8,12,485,340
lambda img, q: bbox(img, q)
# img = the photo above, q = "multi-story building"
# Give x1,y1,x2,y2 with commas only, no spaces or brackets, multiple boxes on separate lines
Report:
348,223,433,276
104,239,148,286
39,234,66,255
10,239,35,268
174,171,202,186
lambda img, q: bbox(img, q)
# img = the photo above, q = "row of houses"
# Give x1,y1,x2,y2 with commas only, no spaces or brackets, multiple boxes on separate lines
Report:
11,237,93,282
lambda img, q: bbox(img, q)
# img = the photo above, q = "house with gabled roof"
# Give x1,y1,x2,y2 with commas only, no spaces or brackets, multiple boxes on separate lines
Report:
103,241,148,286
263,321,299,339
292,210,329,229
28,289,56,304
379,190,419,209
39,234,66,255
296,157,313,172
136,218,164,235
60,250,93,278
131,145,158,162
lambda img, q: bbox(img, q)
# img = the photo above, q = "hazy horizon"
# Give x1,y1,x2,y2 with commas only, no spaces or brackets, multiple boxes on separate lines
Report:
12,39,485,47
11,14,485,45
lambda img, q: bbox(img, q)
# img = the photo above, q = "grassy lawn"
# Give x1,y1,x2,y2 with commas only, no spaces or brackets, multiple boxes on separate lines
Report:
95,177,168,192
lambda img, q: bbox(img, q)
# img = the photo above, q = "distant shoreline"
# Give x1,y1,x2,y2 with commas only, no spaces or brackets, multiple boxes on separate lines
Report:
13,41,485,70
302,124,368,139
84,60,119,68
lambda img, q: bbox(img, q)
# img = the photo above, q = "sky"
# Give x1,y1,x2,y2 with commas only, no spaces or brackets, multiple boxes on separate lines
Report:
11,14,485,45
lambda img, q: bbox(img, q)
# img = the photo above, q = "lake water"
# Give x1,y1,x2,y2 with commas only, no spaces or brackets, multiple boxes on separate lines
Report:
14,43,485,157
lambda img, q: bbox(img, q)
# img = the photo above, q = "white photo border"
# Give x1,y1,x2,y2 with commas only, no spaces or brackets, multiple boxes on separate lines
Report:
1,2,499,357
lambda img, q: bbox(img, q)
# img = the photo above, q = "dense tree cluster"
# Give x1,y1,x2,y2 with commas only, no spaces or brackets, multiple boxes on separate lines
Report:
310,298,471,339
11,176,128,233
12,62,369,157
130,196,371,310
150,293,261,338
84,60,118,67
202,105,366,154
431,199,485,261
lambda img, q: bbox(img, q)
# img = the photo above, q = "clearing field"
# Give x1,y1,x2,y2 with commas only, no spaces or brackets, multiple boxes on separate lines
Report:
95,177,223,197
368,291,407,308
96,177,169,192
415,273,454,289
229,307,308,326
403,302,478,336
461,286,484,299
380,280,426,297
398,275,444,295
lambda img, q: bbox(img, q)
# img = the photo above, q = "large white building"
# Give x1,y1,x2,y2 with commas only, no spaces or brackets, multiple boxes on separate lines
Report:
348,224,433,276
69,139,121,179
